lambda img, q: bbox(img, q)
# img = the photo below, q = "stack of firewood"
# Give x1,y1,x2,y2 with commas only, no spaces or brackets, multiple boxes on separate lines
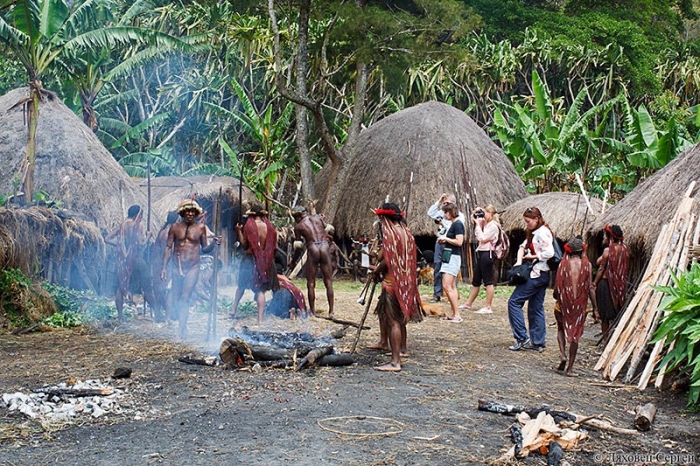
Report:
595,182,700,389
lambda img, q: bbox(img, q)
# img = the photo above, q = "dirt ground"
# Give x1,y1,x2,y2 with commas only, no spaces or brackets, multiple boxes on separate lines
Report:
1,279,698,466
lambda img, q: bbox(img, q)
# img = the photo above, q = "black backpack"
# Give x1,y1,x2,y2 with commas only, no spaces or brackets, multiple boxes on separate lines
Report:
547,231,562,271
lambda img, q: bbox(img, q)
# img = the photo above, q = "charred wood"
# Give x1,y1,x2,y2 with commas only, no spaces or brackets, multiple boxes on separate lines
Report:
317,353,355,366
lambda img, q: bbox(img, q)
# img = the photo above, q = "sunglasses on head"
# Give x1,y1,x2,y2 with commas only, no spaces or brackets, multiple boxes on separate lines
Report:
526,207,534,213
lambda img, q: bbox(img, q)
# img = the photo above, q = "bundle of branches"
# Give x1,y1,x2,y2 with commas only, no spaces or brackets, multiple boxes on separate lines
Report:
595,182,700,389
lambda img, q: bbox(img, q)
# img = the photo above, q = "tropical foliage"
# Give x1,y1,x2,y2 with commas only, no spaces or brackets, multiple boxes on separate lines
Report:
653,263,700,408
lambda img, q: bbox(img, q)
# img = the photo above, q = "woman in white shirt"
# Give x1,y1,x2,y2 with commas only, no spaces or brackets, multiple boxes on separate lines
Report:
460,204,500,314
507,206,554,351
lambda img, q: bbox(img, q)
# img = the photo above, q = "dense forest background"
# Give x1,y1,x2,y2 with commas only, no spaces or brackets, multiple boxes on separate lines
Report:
2,0,700,213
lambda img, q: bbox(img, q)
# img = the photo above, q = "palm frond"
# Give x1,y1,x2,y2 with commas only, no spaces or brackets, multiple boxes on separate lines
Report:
111,111,170,148
93,88,139,111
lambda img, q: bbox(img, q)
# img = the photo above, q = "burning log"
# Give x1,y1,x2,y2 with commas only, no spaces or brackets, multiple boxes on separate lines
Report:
634,402,657,431
317,353,355,367
296,346,333,370
219,338,252,367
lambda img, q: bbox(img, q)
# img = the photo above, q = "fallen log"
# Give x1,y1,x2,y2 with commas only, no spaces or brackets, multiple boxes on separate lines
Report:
36,387,114,397
315,315,370,330
317,353,355,367
178,355,218,367
634,403,657,432
250,345,312,361
297,346,333,370
478,399,639,435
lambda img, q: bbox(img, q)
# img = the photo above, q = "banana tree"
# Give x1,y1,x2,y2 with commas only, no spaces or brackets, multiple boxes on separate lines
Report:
202,78,294,204
601,98,694,183
0,0,187,201
491,70,620,192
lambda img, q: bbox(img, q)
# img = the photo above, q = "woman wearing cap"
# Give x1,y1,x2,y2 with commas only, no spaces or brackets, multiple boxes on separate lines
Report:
553,237,596,376
593,224,628,337
507,206,554,351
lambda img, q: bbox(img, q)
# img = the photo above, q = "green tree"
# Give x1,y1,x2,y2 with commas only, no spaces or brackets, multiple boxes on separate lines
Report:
0,0,184,202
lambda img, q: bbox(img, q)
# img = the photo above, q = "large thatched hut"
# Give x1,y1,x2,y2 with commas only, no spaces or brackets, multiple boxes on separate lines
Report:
0,87,149,231
588,143,700,281
320,101,528,251
501,192,604,253
138,175,258,277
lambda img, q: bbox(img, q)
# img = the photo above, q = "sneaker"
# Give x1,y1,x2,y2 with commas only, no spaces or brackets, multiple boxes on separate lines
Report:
508,339,530,351
523,341,545,352
429,296,441,303
474,307,493,314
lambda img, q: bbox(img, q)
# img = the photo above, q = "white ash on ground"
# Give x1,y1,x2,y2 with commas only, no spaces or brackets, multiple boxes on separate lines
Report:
1,379,125,424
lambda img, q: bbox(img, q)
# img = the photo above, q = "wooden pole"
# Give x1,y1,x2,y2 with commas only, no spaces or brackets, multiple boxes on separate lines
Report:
147,160,152,233
207,187,223,341
350,281,377,354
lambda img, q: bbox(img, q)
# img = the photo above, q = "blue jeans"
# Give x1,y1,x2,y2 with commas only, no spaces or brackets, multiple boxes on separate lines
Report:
507,271,550,347
433,241,445,297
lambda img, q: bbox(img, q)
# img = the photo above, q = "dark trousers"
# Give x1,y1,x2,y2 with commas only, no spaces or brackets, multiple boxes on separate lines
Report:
433,241,444,297
507,271,550,346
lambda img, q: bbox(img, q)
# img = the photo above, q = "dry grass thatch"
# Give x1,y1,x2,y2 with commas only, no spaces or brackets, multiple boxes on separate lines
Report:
139,175,256,231
501,192,604,241
0,87,148,231
318,101,528,238
0,206,105,291
587,143,700,280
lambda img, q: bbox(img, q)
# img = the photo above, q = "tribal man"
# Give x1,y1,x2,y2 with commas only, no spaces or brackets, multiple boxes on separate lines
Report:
162,199,219,339
105,204,143,321
368,203,423,372
235,205,278,323
291,206,335,317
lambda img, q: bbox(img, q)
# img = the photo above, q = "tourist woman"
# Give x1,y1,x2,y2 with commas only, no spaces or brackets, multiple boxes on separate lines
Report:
438,202,465,323
593,224,629,337
553,236,596,376
507,206,554,351
460,204,500,314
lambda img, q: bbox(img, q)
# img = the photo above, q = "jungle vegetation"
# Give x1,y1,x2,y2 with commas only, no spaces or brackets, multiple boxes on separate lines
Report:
1,0,699,206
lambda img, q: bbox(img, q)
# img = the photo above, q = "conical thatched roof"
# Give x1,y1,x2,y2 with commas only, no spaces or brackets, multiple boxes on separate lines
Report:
501,192,604,241
0,87,148,231
138,175,257,230
321,101,528,238
587,143,700,278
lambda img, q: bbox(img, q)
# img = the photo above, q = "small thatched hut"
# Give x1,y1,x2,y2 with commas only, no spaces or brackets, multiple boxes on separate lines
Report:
139,175,258,275
0,87,149,231
501,192,604,252
588,143,700,281
320,101,528,249
0,206,104,291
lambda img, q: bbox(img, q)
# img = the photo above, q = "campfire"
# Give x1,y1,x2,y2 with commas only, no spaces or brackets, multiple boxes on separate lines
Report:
179,326,355,371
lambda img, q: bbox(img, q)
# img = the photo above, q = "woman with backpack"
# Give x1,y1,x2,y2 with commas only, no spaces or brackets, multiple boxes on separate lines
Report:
507,206,554,352
460,204,501,314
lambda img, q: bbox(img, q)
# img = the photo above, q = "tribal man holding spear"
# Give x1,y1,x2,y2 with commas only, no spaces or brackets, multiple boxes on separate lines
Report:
369,203,423,372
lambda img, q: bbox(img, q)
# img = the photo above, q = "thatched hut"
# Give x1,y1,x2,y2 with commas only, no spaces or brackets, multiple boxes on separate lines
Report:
320,101,528,250
587,143,700,281
138,175,258,276
501,192,604,253
0,206,104,291
0,87,149,231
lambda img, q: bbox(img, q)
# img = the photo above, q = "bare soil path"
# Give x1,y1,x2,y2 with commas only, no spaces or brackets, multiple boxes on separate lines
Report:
1,280,698,465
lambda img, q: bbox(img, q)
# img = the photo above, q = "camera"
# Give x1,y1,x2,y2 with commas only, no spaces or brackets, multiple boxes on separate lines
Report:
433,218,443,225
473,210,485,219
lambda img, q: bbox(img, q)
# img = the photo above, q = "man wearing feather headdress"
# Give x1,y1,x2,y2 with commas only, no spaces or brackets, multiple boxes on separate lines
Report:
369,203,423,372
